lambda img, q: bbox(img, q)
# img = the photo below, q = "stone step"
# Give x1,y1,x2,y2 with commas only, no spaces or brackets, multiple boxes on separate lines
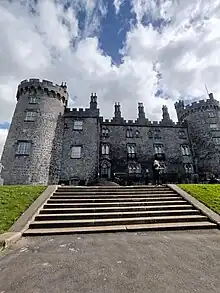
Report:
43,200,188,209
23,221,218,236
35,209,200,221
29,215,207,229
57,186,169,191
40,204,195,214
54,190,175,195
51,193,177,199
47,196,182,203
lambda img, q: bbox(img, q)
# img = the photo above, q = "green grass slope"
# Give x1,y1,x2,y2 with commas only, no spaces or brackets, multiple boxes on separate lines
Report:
0,186,46,234
178,184,220,214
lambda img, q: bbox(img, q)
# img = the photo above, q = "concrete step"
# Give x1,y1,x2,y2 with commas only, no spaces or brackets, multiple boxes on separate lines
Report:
29,215,208,229
40,204,195,214
57,186,170,191
35,209,200,221
47,196,182,203
23,221,218,236
51,193,177,199
44,200,188,209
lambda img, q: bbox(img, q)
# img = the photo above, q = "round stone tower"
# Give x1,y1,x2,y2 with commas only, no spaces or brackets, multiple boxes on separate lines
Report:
175,93,220,177
1,78,68,185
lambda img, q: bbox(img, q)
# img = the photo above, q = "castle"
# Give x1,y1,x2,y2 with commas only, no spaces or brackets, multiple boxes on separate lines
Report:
1,78,220,185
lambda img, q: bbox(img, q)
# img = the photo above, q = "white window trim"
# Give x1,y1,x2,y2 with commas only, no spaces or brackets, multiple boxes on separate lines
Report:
210,123,218,130
127,145,136,154
25,111,36,121
71,146,82,159
73,120,83,130
101,144,110,155
16,141,31,155
29,96,37,104
154,144,164,154
181,145,190,156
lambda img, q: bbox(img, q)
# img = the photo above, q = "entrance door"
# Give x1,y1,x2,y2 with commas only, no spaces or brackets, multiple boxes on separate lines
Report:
100,162,111,179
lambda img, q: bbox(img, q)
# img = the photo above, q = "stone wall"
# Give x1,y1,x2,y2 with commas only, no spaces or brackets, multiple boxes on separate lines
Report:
1,81,67,185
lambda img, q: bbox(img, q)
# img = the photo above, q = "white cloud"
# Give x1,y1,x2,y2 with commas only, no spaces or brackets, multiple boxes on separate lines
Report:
0,129,8,161
1,0,220,162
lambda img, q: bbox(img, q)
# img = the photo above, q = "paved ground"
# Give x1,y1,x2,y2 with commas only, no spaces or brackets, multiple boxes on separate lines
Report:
0,230,220,293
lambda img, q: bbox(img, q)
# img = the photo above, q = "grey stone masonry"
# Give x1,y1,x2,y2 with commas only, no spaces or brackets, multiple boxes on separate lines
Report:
1,78,220,185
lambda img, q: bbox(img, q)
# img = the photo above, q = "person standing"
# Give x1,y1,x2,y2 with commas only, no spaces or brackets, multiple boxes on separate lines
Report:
145,168,149,185
152,159,161,186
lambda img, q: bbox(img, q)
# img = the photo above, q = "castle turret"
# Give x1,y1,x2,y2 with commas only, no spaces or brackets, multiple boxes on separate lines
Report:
174,93,220,176
138,103,145,119
1,78,68,185
160,105,173,125
114,102,121,118
90,93,97,110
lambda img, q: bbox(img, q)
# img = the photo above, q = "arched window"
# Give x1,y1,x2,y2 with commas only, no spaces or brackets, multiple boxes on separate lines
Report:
101,144,110,155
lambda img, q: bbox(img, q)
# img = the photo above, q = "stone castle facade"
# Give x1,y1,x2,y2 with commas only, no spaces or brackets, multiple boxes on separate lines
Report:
1,78,220,185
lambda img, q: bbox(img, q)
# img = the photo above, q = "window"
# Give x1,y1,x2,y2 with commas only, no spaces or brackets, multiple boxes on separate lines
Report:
184,164,193,174
154,144,164,154
29,96,37,104
126,128,133,138
179,130,186,138
71,146,81,158
16,141,31,155
24,111,36,121
213,137,220,145
101,127,109,137
101,144,110,155
73,120,83,130
181,145,190,156
128,163,141,174
135,130,140,138
127,144,136,158
208,112,215,118
210,123,218,130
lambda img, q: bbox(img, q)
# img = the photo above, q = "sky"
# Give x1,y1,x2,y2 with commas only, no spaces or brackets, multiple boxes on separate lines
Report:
1,0,220,157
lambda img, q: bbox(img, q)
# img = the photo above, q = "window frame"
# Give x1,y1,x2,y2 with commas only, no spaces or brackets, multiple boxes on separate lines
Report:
127,144,136,159
181,145,190,156
126,127,133,138
29,96,38,104
210,123,218,130
73,120,83,130
15,141,31,156
101,143,110,155
154,144,164,154
71,146,82,159
101,127,109,137
184,164,193,174
213,137,220,145
208,112,216,118
24,110,37,122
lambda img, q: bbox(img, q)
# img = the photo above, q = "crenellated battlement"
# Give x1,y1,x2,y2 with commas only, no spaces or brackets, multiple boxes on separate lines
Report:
175,95,220,122
64,107,100,118
17,78,68,106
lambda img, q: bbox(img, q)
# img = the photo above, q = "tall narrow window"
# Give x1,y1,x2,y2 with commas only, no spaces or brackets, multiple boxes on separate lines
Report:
181,145,190,156
16,141,31,155
126,128,133,138
71,146,82,158
127,144,136,158
101,127,109,137
24,111,36,121
154,144,164,154
73,120,83,130
101,144,110,155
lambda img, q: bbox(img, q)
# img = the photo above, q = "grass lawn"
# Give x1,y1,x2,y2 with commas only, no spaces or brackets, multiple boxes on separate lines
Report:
0,185,46,234
178,184,220,214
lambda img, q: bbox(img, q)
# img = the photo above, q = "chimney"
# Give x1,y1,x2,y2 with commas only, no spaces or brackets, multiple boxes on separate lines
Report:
138,102,145,119
114,102,121,118
90,93,97,110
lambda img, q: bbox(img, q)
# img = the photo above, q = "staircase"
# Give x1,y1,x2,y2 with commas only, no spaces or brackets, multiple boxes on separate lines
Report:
23,185,217,236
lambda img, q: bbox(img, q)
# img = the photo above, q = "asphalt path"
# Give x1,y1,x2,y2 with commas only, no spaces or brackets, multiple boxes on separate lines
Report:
0,230,220,293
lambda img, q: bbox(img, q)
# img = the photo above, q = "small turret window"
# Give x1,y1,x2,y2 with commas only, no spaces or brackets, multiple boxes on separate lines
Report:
16,141,31,155
29,96,38,104
73,120,83,130
25,111,36,121
208,112,215,118
181,145,190,156
210,123,218,130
